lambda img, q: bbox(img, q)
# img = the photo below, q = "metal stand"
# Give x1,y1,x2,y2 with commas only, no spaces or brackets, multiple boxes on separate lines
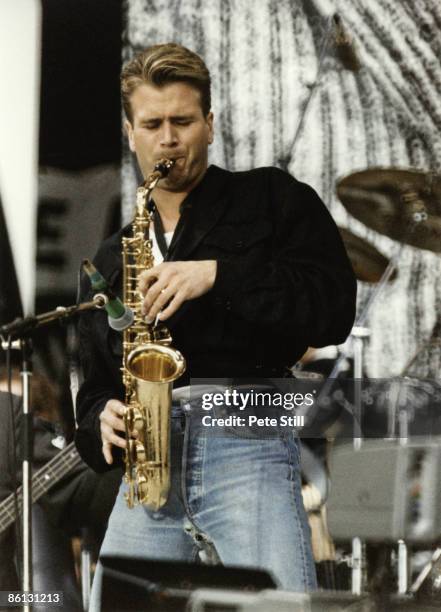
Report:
20,339,33,612
0,295,105,602
350,328,370,594
397,539,409,595
411,547,441,595
351,326,370,450
80,529,93,611
351,536,364,595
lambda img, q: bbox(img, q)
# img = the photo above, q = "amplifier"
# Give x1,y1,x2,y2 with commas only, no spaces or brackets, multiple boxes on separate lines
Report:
327,439,441,542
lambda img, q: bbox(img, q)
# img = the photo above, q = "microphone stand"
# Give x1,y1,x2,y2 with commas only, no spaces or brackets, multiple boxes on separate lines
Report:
0,295,106,606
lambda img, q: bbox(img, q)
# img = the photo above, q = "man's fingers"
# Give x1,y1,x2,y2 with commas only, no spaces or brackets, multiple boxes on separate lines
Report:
138,265,165,294
103,399,126,417
145,282,179,322
142,280,169,316
100,399,129,462
100,411,126,432
102,442,113,465
107,431,127,449
101,425,127,449
157,291,185,322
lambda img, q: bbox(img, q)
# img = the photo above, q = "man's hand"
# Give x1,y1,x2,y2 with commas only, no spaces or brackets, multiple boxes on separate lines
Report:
99,399,129,464
139,260,217,323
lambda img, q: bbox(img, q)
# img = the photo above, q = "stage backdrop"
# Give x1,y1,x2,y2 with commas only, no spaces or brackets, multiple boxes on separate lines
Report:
122,0,441,378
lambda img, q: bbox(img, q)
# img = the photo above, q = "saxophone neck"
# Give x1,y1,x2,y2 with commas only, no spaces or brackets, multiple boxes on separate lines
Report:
136,184,153,218
136,158,175,216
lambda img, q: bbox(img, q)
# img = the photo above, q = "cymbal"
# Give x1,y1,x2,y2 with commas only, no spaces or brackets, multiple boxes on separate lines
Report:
338,227,397,283
336,168,441,253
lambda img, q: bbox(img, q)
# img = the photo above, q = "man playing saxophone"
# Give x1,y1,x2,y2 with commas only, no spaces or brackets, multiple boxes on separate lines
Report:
75,42,356,608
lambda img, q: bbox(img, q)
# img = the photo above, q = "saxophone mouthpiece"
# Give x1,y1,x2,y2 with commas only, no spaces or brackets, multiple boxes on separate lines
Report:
154,158,175,177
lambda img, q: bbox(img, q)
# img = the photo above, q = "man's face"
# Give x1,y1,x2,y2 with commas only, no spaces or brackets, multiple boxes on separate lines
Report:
125,82,214,192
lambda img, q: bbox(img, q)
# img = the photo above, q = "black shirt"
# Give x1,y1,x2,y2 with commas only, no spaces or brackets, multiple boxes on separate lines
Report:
75,165,356,471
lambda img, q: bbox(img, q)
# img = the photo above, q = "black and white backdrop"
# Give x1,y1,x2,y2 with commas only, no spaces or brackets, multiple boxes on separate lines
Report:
122,0,441,378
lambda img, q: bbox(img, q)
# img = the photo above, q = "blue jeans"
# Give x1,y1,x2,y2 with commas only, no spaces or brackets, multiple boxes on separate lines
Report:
90,402,317,610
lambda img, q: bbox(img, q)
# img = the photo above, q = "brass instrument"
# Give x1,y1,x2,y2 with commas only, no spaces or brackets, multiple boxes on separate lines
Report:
122,158,186,510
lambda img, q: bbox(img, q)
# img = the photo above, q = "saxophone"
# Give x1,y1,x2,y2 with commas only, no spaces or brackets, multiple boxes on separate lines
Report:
122,158,186,511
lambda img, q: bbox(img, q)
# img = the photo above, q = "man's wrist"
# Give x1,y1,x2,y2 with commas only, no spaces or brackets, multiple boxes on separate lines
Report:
206,260,217,287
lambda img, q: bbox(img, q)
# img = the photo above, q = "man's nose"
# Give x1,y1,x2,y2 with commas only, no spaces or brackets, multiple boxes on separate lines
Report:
159,122,178,147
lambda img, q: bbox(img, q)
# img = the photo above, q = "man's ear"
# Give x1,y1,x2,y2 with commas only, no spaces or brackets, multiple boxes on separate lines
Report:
124,119,136,152
206,112,214,145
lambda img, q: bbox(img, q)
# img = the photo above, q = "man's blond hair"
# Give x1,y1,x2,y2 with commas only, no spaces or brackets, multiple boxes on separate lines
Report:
121,43,211,123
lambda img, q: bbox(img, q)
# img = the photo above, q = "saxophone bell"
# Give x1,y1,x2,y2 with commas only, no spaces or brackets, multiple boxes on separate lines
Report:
125,343,185,510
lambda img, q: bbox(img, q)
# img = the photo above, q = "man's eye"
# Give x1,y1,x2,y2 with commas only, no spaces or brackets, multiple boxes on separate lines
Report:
175,120,192,126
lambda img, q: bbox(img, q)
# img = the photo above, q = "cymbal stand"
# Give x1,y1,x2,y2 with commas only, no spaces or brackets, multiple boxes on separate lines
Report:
325,246,403,596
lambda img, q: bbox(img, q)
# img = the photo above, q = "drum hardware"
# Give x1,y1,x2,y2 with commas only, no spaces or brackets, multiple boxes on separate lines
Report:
305,168,441,599
350,324,370,594
338,227,397,283
398,539,409,595
336,168,441,254
327,438,441,601
316,167,437,438
351,326,370,451
402,338,441,378
350,536,366,595
411,547,441,601
331,166,440,380
400,317,441,379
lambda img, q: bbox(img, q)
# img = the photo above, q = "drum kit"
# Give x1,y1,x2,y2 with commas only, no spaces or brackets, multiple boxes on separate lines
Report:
303,167,441,604
335,166,441,421
335,166,441,431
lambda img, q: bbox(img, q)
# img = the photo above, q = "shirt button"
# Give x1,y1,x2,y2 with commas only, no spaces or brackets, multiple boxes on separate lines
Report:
235,240,244,250
225,301,231,310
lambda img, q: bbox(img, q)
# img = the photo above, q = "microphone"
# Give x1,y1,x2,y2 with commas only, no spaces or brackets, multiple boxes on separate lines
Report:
82,259,134,331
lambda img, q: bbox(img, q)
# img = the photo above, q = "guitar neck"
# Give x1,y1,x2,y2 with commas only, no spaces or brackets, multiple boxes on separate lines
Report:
0,441,83,534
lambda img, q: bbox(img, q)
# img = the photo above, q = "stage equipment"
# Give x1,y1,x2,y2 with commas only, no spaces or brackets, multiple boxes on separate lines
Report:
327,439,441,597
357,378,441,440
327,440,441,544
411,547,441,602
100,556,275,611
401,321,441,379
188,588,371,611
337,168,441,253
338,227,397,283
0,293,110,597
121,159,186,511
99,556,441,611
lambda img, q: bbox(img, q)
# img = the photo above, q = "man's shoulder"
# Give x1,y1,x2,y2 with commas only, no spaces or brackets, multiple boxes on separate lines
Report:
219,164,313,197
216,164,298,182
210,164,305,196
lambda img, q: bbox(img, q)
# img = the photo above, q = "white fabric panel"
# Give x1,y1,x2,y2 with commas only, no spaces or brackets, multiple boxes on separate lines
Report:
0,0,41,315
